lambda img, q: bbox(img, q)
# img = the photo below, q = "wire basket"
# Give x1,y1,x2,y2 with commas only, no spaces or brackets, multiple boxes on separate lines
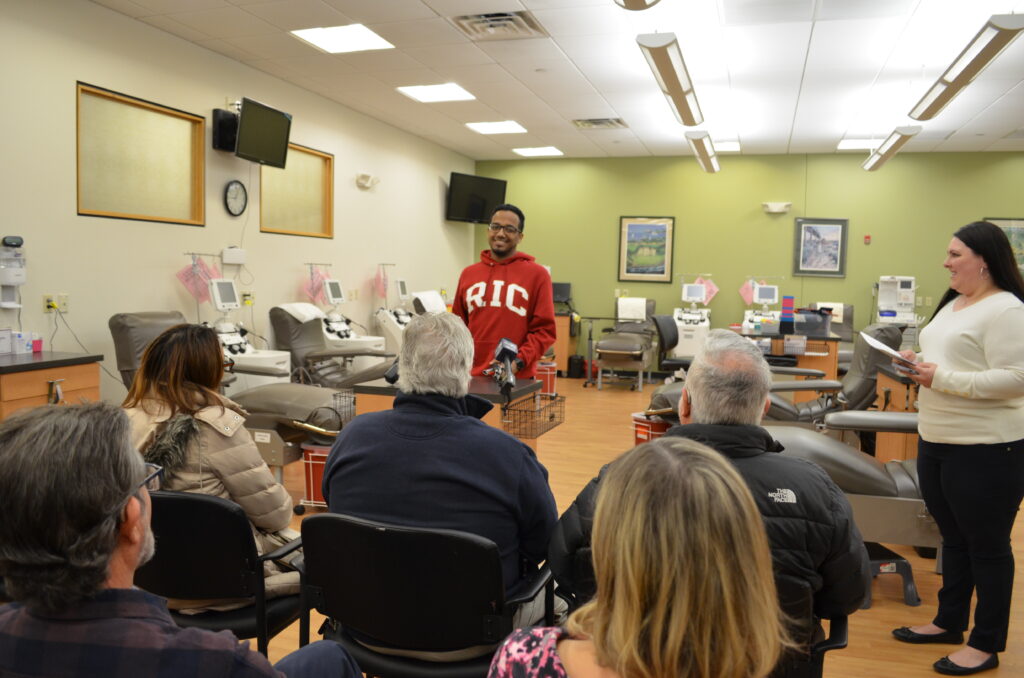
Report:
501,394,565,439
331,388,356,427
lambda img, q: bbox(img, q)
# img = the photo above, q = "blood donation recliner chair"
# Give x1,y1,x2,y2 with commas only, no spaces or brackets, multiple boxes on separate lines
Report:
269,304,394,388
109,312,344,481
595,297,656,391
766,323,902,425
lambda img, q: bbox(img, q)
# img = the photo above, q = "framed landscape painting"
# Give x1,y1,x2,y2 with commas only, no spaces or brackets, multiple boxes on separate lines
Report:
618,216,674,283
793,217,848,277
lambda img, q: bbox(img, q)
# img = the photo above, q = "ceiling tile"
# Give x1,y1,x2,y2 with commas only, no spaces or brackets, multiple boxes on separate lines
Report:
240,1,352,31
90,0,156,18
200,39,263,61
422,0,525,14
372,68,443,87
168,6,280,37
272,54,356,79
224,32,316,58
140,14,214,41
130,0,230,12
322,0,436,23
366,18,469,48
403,43,494,68
529,5,623,37
475,37,566,63
338,49,425,71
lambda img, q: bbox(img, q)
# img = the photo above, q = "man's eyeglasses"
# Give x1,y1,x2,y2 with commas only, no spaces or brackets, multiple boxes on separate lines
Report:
488,223,521,235
138,463,164,493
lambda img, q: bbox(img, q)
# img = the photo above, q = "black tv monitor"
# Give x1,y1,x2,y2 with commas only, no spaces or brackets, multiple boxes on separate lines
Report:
235,97,292,169
445,172,507,223
552,282,572,304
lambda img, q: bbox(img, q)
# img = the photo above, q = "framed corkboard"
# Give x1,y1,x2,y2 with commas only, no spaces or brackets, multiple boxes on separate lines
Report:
76,83,204,225
260,143,334,238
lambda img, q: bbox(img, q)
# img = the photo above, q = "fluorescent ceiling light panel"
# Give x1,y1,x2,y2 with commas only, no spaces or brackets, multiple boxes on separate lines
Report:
615,0,662,10
512,146,563,157
862,126,921,172
290,25,394,53
466,121,527,134
685,131,719,173
637,32,703,126
908,14,1024,121
397,83,475,103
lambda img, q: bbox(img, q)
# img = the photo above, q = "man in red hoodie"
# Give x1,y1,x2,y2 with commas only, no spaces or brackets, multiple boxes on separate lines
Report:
452,204,556,379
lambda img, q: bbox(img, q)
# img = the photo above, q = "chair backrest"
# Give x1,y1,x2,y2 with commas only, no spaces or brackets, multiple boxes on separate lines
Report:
613,298,655,334
651,314,679,355
135,491,261,600
775,574,816,649
840,323,902,410
269,306,327,368
302,513,509,650
108,311,188,388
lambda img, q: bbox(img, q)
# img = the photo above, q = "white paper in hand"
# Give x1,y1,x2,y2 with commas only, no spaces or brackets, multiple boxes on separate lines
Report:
860,331,915,365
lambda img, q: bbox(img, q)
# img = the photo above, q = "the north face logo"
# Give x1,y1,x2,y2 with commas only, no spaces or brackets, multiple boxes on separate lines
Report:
769,488,797,503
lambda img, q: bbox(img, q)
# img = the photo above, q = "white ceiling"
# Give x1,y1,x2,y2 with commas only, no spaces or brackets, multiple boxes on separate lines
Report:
91,0,1024,161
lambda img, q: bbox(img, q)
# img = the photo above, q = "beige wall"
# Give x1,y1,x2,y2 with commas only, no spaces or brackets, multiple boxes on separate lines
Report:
0,0,476,401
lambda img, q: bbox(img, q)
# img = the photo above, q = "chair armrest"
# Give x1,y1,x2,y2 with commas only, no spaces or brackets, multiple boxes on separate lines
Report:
259,536,303,563
290,555,305,576
287,420,340,438
506,565,553,609
813,615,848,653
769,380,843,393
770,366,826,378
823,411,917,433
306,348,393,361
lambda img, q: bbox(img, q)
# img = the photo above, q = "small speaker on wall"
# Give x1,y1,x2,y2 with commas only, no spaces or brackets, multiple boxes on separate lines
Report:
212,108,238,152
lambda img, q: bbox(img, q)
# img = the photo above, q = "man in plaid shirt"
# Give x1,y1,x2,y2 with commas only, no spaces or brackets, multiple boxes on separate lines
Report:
0,402,358,678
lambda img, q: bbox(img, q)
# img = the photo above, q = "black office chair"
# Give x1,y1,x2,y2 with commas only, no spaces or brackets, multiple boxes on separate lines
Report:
650,314,691,377
134,491,303,656
771,575,849,678
299,513,554,678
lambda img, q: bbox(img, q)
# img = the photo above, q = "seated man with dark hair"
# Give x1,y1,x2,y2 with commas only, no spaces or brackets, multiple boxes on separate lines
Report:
550,329,870,622
322,312,559,660
0,402,358,678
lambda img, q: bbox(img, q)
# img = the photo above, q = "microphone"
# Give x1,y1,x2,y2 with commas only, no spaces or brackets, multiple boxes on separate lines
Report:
491,338,518,400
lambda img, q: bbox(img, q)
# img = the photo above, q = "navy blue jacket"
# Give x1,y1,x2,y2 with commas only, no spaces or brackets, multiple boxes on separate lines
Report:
322,391,557,590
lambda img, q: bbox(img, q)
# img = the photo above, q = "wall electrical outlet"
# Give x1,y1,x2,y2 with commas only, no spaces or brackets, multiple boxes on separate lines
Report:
43,294,56,313
58,293,69,313
241,291,254,306
349,289,359,301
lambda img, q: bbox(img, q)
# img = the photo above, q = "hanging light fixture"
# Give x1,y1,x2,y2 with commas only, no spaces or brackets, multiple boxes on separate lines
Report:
862,126,921,171
637,33,703,126
614,0,662,10
686,131,719,173
909,14,1024,121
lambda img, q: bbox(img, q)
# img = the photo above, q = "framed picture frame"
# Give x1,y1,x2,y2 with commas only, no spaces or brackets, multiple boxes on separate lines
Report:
793,218,848,277
260,143,334,238
618,216,674,283
985,217,1024,271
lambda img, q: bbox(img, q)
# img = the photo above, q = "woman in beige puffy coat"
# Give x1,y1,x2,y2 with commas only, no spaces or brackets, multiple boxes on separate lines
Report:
122,323,298,611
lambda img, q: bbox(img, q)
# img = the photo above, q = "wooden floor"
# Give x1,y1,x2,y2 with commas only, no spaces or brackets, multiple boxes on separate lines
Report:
270,376,1024,677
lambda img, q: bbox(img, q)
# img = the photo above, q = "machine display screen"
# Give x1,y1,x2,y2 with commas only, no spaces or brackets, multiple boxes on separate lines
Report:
324,279,345,304
900,280,913,289
397,279,409,300
756,285,778,305
210,278,240,311
682,283,705,303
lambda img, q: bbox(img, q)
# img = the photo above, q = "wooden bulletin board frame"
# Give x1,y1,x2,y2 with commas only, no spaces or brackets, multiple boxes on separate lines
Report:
259,143,334,239
76,82,204,226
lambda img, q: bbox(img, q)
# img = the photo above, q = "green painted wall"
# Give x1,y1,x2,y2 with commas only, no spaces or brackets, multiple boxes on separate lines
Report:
475,152,1024,333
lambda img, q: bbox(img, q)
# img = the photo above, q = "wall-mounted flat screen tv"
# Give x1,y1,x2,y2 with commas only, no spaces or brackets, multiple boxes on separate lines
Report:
445,172,507,223
235,97,292,169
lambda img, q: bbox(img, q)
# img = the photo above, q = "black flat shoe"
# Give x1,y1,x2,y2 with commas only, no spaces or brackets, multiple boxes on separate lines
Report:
892,627,964,644
933,653,998,675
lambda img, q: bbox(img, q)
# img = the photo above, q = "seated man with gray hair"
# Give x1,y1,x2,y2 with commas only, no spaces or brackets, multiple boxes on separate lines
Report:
549,329,870,620
0,402,359,678
322,312,558,659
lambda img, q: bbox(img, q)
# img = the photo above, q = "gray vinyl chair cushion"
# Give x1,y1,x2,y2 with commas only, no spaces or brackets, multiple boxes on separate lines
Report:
232,383,340,427
596,332,651,354
108,311,188,388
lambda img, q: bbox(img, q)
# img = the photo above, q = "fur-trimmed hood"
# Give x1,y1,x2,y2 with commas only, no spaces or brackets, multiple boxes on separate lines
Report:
142,414,200,472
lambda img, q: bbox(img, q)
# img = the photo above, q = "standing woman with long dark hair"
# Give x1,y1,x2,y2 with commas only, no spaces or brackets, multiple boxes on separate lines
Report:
892,221,1024,675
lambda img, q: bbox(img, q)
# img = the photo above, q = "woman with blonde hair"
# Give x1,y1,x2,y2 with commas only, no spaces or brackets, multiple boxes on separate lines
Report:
122,323,298,611
488,437,790,678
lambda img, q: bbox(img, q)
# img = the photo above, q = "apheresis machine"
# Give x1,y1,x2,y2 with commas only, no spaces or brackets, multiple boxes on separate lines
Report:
319,278,387,362
374,278,414,353
876,276,916,324
670,282,711,359
208,278,291,396
742,283,782,334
